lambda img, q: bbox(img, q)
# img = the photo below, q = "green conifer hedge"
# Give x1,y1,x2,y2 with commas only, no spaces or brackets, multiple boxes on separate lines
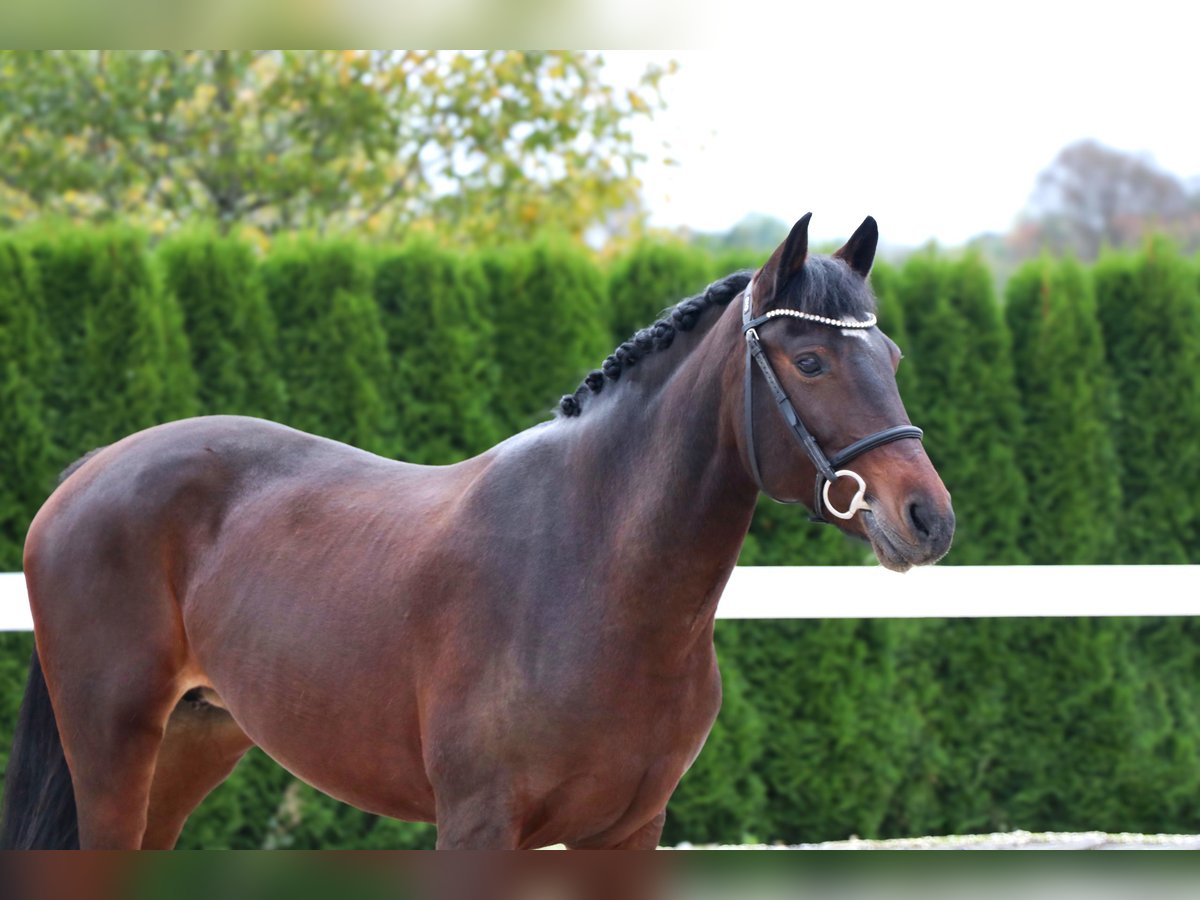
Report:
0,228,1198,848
1006,258,1121,563
158,231,287,420
606,240,712,343
1094,240,1200,562
374,240,496,463
0,239,56,568
486,237,608,432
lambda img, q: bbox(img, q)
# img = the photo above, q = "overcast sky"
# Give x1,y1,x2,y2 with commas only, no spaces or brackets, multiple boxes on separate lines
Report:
603,4,1197,248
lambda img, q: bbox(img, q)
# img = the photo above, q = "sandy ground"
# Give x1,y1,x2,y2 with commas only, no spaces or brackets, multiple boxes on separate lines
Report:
673,830,1200,849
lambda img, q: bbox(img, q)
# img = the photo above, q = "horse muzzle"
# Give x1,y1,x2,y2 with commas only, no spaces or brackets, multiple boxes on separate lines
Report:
860,490,955,572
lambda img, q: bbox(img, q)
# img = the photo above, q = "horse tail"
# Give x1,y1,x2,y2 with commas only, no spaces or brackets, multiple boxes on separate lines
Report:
0,649,79,849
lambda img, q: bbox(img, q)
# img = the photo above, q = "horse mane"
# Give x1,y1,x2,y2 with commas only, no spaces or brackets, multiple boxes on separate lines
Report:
559,257,877,418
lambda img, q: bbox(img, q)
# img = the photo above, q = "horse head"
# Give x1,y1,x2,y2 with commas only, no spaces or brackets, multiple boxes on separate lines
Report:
739,213,954,571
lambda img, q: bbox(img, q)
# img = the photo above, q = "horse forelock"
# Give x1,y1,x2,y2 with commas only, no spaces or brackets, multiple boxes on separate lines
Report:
774,255,877,323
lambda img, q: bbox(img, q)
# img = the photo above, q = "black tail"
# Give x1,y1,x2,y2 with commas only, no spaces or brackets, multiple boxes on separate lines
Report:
0,649,79,849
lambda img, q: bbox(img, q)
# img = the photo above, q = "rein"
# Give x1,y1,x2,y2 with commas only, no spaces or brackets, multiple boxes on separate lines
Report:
740,279,924,524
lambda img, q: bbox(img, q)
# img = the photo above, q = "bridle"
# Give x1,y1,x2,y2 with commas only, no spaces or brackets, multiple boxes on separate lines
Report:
741,278,924,524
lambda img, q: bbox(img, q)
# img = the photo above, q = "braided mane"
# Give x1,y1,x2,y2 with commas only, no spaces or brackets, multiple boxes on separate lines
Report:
559,256,877,418
558,271,753,417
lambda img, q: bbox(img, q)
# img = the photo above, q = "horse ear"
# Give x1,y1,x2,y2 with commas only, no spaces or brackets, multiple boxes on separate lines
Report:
756,212,812,308
833,216,879,277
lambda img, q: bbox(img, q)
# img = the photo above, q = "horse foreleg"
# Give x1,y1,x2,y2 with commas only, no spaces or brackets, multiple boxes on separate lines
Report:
141,696,254,849
433,792,523,849
566,810,667,850
435,819,523,849
603,810,666,850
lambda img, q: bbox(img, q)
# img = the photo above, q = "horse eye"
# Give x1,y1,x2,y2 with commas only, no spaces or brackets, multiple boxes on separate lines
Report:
796,355,823,376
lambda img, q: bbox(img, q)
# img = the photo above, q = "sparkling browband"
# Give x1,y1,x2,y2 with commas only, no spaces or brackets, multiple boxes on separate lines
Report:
743,277,877,329
753,308,877,329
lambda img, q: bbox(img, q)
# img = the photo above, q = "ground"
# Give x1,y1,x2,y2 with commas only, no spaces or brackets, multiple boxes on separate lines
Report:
674,831,1200,850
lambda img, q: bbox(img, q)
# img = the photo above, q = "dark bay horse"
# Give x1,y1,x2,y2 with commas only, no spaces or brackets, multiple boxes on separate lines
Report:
2,214,953,849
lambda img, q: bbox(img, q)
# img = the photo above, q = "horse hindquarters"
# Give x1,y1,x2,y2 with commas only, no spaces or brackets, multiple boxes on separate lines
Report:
0,651,243,850
22,560,187,848
21,564,257,848
20,484,245,848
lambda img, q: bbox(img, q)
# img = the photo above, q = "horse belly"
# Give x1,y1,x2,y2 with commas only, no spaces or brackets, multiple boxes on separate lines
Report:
194,631,438,822
180,556,441,823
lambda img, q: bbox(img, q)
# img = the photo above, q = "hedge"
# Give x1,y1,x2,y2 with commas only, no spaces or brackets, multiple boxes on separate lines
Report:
0,229,1197,847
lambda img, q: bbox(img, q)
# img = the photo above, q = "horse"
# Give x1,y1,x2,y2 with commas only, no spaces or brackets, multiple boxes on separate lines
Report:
1,214,954,850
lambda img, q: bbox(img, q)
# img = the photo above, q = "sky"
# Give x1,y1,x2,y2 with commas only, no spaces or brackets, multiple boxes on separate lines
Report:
602,3,1198,249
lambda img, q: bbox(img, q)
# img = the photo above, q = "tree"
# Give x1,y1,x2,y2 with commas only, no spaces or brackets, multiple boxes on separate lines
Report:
157,230,288,420
0,238,56,401
1024,139,1194,260
1113,617,1200,830
891,251,1028,564
721,619,923,842
0,364,54,570
894,250,967,471
1005,258,1121,563
0,51,670,242
307,288,396,455
26,229,98,458
904,616,1149,835
1093,240,1200,562
262,239,393,454
28,228,197,457
606,240,712,343
869,261,918,410
485,237,609,433
938,255,1027,564
0,241,56,568
739,501,868,567
253,780,434,849
262,239,369,420
82,230,197,449
374,240,496,464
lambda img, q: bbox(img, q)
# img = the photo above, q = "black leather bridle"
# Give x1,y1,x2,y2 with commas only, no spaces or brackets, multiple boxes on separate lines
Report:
740,280,924,524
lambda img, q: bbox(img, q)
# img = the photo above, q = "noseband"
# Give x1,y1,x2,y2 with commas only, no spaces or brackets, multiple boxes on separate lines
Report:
741,280,924,524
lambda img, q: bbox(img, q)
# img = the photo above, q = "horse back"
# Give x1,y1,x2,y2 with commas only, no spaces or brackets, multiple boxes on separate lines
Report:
23,417,428,635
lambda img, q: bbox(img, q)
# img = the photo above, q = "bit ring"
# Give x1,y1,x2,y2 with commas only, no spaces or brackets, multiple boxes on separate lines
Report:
823,469,871,520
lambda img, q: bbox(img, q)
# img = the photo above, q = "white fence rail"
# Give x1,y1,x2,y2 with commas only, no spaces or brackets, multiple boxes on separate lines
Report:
2,566,1197,630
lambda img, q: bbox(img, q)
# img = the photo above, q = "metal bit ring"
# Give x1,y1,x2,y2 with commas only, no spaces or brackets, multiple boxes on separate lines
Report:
823,469,871,520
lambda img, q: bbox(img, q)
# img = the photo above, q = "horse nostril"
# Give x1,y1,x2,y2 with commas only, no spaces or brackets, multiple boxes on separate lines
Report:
907,500,932,539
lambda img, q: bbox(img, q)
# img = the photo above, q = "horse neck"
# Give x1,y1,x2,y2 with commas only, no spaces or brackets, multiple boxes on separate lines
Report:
569,300,759,636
